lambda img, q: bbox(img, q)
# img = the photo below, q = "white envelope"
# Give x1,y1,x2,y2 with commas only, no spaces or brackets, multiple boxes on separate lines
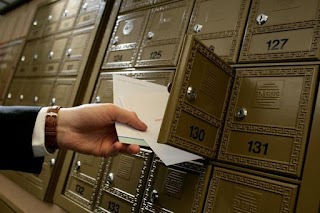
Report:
113,75,202,166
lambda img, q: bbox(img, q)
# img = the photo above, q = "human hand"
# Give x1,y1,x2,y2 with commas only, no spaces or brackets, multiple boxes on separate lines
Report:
56,103,147,157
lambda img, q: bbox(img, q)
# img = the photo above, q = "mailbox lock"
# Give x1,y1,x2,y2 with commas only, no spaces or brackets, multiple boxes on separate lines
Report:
19,94,24,101
21,56,25,62
95,96,101,103
66,48,72,56
7,93,12,99
75,161,81,170
33,21,37,26
48,15,53,21
33,54,38,60
34,96,38,103
256,14,268,25
49,158,55,167
107,173,114,184
63,10,68,17
186,86,197,101
235,107,247,120
150,190,159,203
51,98,56,106
82,3,88,10
147,31,155,39
112,36,119,45
194,24,203,33
49,51,54,59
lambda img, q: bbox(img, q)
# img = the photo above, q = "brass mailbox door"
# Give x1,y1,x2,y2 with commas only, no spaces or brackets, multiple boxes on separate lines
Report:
27,4,51,40
76,0,105,27
16,40,38,76
131,70,174,86
135,0,194,67
239,0,320,62
95,149,153,213
18,79,34,106
218,66,319,177
119,0,153,13
43,0,66,36
31,78,55,106
91,71,133,103
50,78,75,107
64,153,105,210
141,156,212,213
102,10,150,69
204,167,298,213
4,78,25,106
158,37,235,159
31,37,53,76
188,0,251,63
59,0,82,31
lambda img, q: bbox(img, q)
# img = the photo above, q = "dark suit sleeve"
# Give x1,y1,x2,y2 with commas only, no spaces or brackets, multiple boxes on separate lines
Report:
0,106,44,174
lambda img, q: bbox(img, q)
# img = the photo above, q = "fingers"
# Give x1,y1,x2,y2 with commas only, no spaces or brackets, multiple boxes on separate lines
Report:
112,105,148,131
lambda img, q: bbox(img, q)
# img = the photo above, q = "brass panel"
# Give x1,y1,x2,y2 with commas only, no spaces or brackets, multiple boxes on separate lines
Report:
63,153,105,210
158,37,235,159
188,0,251,63
119,0,153,13
239,0,320,62
65,27,93,60
62,0,83,19
33,37,53,67
31,78,55,106
95,149,153,213
103,10,150,69
204,167,298,213
49,33,70,62
58,17,76,32
135,0,194,67
27,4,51,40
60,60,81,75
43,1,66,36
51,78,76,107
141,156,212,212
218,66,319,177
4,78,25,106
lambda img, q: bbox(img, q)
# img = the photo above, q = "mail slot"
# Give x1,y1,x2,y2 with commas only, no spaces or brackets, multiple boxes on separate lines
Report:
103,10,150,69
63,153,106,210
140,156,212,212
187,0,251,63
135,0,195,67
239,0,320,62
92,70,174,103
158,36,235,159
204,167,298,213
218,65,319,177
95,148,153,213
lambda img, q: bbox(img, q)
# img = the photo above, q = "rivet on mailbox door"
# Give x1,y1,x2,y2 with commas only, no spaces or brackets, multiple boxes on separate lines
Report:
112,36,119,45
150,190,159,203
235,107,247,120
95,96,101,103
256,14,268,25
51,98,56,106
49,158,55,167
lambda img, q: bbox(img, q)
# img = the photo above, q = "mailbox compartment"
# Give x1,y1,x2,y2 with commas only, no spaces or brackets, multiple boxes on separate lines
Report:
95,148,153,213
187,0,251,63
158,36,235,159
239,0,320,62
204,167,298,213
140,156,212,212
218,65,319,177
92,70,174,103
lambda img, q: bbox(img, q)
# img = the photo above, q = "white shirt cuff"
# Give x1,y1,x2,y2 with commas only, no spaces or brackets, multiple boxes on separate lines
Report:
32,107,50,157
